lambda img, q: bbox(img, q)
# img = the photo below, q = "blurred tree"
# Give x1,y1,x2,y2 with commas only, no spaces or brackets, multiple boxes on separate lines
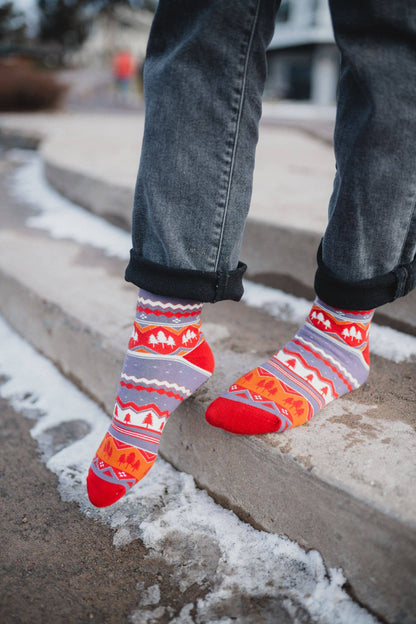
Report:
37,0,93,64
95,0,157,15
0,2,27,43
91,0,158,18
36,0,157,65
94,0,130,14
142,0,158,11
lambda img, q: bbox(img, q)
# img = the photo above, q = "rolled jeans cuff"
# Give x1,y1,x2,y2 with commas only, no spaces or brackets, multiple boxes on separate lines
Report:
314,242,416,310
125,249,247,303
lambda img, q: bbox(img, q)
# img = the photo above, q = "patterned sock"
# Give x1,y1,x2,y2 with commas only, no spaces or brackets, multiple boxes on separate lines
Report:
87,289,214,507
206,298,374,434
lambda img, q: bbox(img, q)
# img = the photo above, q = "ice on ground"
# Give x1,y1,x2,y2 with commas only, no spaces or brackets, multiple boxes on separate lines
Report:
10,150,131,260
242,280,416,363
10,149,416,365
0,315,378,624
368,323,416,364
139,584,161,607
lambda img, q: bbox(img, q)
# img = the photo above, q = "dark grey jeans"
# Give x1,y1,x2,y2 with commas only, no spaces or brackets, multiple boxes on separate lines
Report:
125,0,416,310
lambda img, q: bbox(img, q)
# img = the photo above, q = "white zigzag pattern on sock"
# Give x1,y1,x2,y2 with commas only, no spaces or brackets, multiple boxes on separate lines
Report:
137,297,203,311
305,323,370,370
294,333,361,389
120,373,191,396
134,318,202,329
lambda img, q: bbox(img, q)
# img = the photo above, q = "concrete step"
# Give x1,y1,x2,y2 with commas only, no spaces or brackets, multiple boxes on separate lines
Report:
42,153,416,336
1,148,415,624
2,111,415,336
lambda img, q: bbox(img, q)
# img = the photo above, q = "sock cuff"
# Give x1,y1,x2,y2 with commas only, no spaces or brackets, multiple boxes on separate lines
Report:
314,298,374,325
138,288,203,310
136,289,203,327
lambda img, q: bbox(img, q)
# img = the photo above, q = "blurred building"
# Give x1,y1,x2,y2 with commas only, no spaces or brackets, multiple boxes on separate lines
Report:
266,0,339,103
75,5,154,67
73,1,338,104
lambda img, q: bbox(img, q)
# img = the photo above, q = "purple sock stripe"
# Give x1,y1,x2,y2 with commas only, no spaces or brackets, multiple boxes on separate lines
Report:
117,386,182,414
122,353,211,389
118,380,189,401
305,324,371,355
135,316,203,330
282,343,353,395
109,424,160,454
120,374,191,398
297,325,369,385
135,290,203,331
286,330,359,393
277,348,340,398
135,311,202,328
111,419,162,440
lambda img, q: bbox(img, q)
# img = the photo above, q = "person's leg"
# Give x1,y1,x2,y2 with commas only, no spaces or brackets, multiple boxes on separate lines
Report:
125,0,279,303
206,299,375,434
315,0,416,310
87,289,215,507
87,0,280,507
206,0,416,434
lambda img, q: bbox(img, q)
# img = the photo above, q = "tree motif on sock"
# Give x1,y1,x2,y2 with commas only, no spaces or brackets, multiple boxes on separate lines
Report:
87,289,214,508
205,298,374,435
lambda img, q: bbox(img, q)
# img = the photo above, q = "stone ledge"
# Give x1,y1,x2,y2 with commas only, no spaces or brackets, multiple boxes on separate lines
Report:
1,114,415,335
1,122,416,623
0,224,415,624
42,152,416,338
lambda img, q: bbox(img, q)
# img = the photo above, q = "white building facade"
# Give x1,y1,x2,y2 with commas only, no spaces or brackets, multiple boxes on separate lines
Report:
266,0,339,104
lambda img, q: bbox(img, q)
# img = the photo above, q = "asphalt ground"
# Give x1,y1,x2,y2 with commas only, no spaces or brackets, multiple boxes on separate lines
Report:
0,392,309,624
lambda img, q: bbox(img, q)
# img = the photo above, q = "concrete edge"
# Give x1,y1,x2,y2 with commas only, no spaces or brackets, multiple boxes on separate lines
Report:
2,124,415,336
0,265,415,624
43,158,134,231
0,127,42,150
44,150,416,338
260,115,334,146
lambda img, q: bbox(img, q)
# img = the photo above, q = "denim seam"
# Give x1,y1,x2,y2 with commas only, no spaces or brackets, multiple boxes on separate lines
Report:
393,266,407,299
397,194,416,268
213,0,261,274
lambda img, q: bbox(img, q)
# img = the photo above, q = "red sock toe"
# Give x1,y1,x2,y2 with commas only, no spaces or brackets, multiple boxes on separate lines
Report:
206,397,283,434
205,299,374,436
87,468,128,508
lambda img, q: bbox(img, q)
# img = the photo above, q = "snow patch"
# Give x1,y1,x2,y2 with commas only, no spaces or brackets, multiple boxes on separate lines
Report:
130,606,167,624
0,315,378,624
140,584,161,607
10,150,415,365
11,150,131,260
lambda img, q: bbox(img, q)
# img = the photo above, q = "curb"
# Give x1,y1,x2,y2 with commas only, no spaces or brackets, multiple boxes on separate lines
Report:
1,130,416,624
42,153,416,338
0,235,415,624
44,159,134,231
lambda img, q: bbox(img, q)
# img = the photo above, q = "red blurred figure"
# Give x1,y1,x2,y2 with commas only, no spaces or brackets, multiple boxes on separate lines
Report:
113,50,135,99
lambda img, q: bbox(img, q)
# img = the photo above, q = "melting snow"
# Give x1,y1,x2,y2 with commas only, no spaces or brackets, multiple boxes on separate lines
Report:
0,316,378,624
9,149,416,365
10,150,131,260
10,149,416,366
